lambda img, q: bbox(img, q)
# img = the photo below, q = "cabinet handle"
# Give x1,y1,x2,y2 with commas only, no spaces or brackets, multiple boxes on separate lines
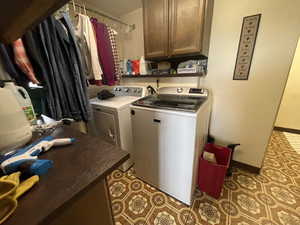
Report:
153,119,161,123
108,129,115,141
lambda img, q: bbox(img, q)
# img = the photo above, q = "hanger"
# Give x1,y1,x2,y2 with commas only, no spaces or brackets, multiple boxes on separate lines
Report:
72,0,79,18
83,1,87,16
54,4,69,19
72,0,76,12
110,26,118,35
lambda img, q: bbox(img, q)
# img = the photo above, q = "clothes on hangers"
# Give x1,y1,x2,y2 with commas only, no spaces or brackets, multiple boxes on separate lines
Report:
0,11,91,122
89,23,103,86
53,19,83,121
74,15,91,78
0,57,12,80
12,39,40,84
29,15,90,121
75,14,103,81
23,31,47,84
60,12,91,121
23,29,56,117
0,44,28,86
107,27,121,81
90,18,116,86
1,5,127,120
39,17,71,120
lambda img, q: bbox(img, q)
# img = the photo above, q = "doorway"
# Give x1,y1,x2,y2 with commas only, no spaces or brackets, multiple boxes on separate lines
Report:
274,37,300,153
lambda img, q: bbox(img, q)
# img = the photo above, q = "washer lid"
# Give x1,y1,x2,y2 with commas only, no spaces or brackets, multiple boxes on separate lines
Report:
90,96,141,110
132,94,207,112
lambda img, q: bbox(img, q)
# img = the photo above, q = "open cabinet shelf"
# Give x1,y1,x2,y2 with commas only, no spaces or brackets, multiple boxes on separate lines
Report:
121,72,206,78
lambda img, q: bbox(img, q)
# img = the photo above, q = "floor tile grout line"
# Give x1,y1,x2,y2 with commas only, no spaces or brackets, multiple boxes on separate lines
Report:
227,183,232,225
262,182,272,221
186,197,195,225
239,171,259,223
183,205,191,225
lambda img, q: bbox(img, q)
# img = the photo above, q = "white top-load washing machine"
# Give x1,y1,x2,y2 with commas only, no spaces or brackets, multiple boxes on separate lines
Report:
90,86,147,172
130,87,211,205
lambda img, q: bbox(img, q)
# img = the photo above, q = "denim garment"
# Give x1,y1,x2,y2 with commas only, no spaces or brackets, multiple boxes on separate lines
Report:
0,44,28,86
54,20,83,121
23,29,56,118
39,20,65,119
60,13,91,121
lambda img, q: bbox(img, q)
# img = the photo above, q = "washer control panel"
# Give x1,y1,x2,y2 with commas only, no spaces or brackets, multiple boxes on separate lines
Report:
159,87,208,97
113,86,145,97
189,88,205,94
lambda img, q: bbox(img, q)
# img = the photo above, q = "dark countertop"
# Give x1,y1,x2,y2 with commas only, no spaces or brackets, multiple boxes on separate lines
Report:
3,126,129,225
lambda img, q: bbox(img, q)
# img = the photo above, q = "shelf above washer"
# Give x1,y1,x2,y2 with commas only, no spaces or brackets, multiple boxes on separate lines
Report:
121,72,206,78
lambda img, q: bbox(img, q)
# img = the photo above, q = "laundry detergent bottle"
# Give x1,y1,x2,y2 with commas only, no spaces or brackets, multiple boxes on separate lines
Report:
0,82,32,153
4,82,36,123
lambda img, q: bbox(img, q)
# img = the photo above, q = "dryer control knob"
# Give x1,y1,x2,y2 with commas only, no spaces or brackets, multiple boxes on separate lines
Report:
177,88,183,93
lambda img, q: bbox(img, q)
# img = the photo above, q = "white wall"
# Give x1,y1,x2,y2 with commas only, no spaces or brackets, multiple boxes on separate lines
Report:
275,39,300,130
120,8,144,60
203,0,300,168
120,1,300,168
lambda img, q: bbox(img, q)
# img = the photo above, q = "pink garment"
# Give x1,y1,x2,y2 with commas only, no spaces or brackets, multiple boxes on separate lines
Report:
90,18,116,86
13,39,39,84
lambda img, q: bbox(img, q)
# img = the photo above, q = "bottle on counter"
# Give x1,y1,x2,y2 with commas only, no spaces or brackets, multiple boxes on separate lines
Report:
139,56,147,75
126,60,132,75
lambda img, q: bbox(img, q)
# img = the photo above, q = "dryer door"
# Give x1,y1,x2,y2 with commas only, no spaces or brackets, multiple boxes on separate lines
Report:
92,106,119,145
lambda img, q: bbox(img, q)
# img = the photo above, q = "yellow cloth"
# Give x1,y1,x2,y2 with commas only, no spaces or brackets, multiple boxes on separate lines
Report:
0,172,39,224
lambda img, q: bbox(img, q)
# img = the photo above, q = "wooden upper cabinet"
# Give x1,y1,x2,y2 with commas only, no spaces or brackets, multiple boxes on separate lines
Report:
169,0,206,56
143,0,213,59
143,0,169,59
0,0,69,44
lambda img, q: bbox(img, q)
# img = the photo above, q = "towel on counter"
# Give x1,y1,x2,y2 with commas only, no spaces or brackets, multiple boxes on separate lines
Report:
0,172,39,224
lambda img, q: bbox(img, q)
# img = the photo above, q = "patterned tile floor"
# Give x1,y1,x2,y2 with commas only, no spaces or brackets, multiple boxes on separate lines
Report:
284,132,300,154
107,131,300,225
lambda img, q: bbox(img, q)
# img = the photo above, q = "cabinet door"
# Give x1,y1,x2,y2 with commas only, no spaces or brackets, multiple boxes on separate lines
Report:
143,0,169,59
131,108,160,185
92,107,118,145
155,111,196,204
131,107,196,204
0,0,69,43
169,0,206,56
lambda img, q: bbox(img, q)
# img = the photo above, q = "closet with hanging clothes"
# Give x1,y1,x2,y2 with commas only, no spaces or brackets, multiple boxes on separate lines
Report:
69,1,124,86
0,3,137,225
0,1,130,124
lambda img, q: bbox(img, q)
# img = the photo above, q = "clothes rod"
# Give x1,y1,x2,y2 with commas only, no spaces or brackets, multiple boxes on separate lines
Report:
69,2,135,30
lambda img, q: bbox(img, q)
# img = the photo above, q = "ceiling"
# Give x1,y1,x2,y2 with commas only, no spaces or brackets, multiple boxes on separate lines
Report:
84,0,142,17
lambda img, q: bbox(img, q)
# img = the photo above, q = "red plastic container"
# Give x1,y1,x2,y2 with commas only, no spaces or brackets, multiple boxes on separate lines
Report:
132,60,140,75
198,143,232,199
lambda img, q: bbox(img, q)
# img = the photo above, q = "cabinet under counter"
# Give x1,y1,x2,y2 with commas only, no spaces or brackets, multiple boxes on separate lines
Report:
3,127,129,225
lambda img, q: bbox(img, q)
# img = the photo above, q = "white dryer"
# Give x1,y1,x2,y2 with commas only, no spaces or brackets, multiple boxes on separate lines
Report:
130,87,211,205
90,86,147,171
